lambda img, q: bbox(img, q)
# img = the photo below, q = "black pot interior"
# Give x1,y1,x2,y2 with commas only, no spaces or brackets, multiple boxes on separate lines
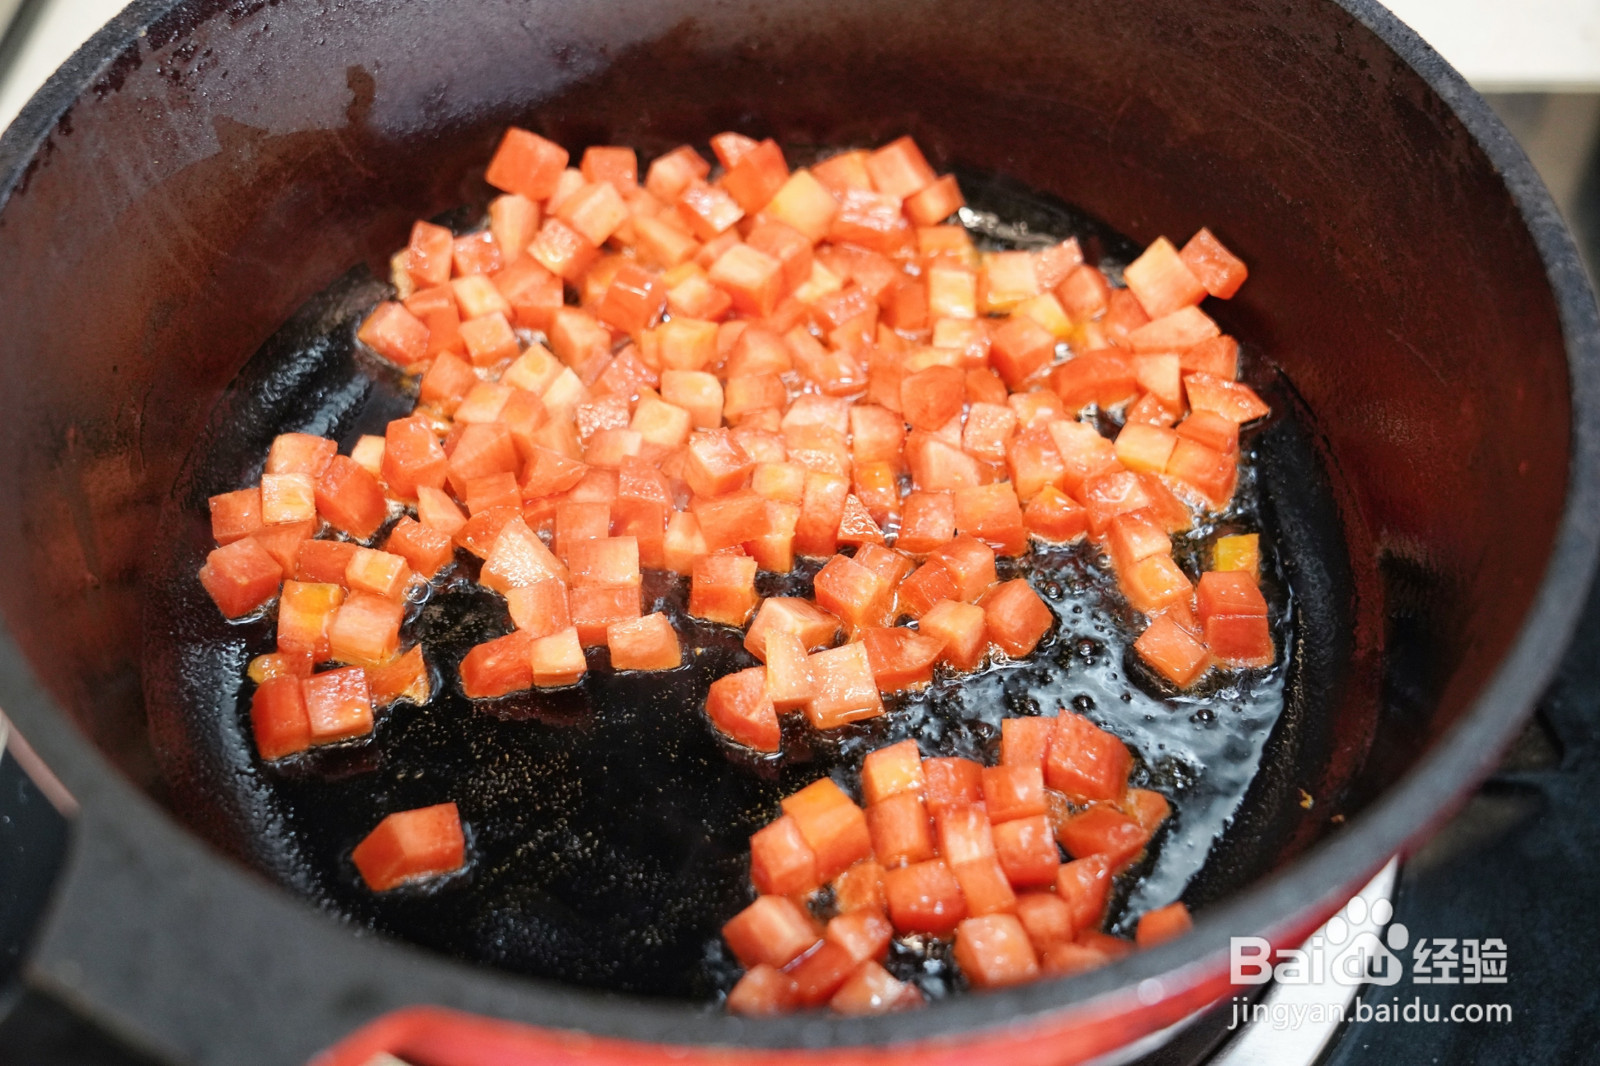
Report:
0,0,1574,1019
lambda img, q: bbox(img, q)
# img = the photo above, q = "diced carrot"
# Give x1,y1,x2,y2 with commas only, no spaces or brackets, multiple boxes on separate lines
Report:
405,221,454,287
1213,533,1260,578
1125,788,1172,832
1050,350,1139,411
929,535,998,601
1041,942,1113,977
209,486,264,545
645,145,711,202
487,128,569,201
345,547,411,601
604,612,681,671
1114,422,1180,476
896,492,956,555
904,173,965,227
813,553,892,632
1176,409,1241,455
883,859,966,935
920,757,983,818
367,644,430,708
1123,237,1206,319
955,914,1039,987
953,483,1027,557
689,553,760,626
866,136,936,199
859,626,945,693
727,965,801,1016
301,665,375,744
804,643,885,729
1023,485,1089,543
251,675,312,760
1181,334,1240,379
724,895,820,971
953,856,1017,917
327,591,404,667
706,666,780,752
833,860,887,916
460,629,535,699
568,584,641,646
744,596,840,660
1046,712,1133,802
315,457,388,541
277,580,345,657
1000,716,1054,771
981,579,1053,658
294,539,357,584
358,301,431,368
198,537,283,618
419,352,478,415
750,814,819,897
1166,437,1238,510
990,314,1056,387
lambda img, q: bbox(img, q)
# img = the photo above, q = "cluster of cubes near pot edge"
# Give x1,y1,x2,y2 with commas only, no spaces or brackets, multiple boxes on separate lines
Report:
193,127,1275,896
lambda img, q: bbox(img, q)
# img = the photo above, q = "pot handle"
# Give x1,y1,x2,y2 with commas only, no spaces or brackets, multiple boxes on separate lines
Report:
0,713,77,993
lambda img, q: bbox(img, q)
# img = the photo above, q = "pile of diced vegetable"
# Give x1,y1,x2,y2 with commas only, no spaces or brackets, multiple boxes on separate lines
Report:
194,126,1275,1005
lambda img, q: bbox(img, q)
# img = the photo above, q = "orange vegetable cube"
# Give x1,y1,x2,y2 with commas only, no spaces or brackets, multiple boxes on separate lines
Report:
993,815,1061,889
744,596,840,660
1114,422,1180,475
596,261,666,336
708,243,784,318
749,814,818,897
352,803,467,892
867,791,936,868
405,221,454,287
722,895,819,970
706,666,779,752
688,553,759,626
1134,614,1210,687
763,631,814,711
367,645,431,709
980,579,1052,658
1024,486,1089,543
1182,334,1240,379
198,537,283,618
1056,855,1113,934
504,577,572,639
1050,350,1139,412
929,535,998,602
954,914,1039,988
459,630,535,698
1123,237,1206,319
981,765,1048,823
294,539,357,584
1046,713,1133,803
896,492,956,555
358,301,431,368
804,643,885,729
813,553,892,632
865,136,936,199
605,612,681,671
919,599,988,671
250,675,312,760
859,626,945,693
568,584,641,645
1184,372,1271,424
782,778,873,881
1136,902,1194,947
1180,228,1248,299
300,665,374,744
763,169,840,243
795,471,849,557
922,757,984,817
883,859,966,935
904,173,964,227
953,857,1017,917
1001,717,1054,771
1015,892,1077,952
276,580,344,657
530,626,587,685
315,457,388,541
859,739,925,806
1056,806,1151,870
208,486,264,545
326,591,404,667
345,548,411,600
486,127,569,200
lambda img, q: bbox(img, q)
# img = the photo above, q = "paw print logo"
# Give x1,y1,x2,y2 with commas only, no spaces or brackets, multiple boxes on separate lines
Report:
1326,895,1409,987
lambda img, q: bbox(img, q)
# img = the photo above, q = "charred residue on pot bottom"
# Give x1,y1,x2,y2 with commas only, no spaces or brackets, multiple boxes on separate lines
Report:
143,174,1327,1002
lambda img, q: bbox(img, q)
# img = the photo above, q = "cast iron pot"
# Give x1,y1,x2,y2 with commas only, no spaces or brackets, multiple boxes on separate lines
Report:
0,0,1597,1063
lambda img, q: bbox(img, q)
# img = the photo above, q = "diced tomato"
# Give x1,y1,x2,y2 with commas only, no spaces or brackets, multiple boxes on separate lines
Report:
358,301,431,368
1024,486,1089,543
1206,612,1275,667
782,778,873,882
859,626,945,693
919,599,988,671
1180,228,1248,299
529,626,587,685
993,815,1062,889
857,739,925,807
662,512,708,575
324,591,402,667
883,859,966,935
1136,901,1194,947
789,940,860,1007
345,547,411,601
1180,334,1239,380
1176,409,1240,455
1134,614,1210,687
276,580,344,657
867,791,936,868
352,802,466,892
460,630,535,698
502,578,571,640
567,536,642,589
722,895,820,970
955,914,1039,988
744,597,839,662
896,492,956,555
294,539,357,584
804,643,885,729
1044,420,1120,498
1046,712,1134,802
645,145,710,202
1166,437,1238,511
690,489,768,553
1123,237,1206,319
1056,805,1151,870
247,650,314,685
689,553,760,626
384,517,453,580
981,579,1053,658
1050,350,1138,411
962,402,1018,465
315,456,388,541
981,765,1048,823
727,965,800,1016
480,516,569,592
1004,426,1066,504
553,500,609,563
706,666,780,752
1184,372,1270,424
604,612,680,671
1128,306,1219,355
833,859,886,915
749,814,819,897
1196,570,1267,620
897,365,963,431
1015,892,1076,952
198,537,283,618
209,486,264,545
301,665,374,743
486,128,568,200
1056,856,1112,933
251,675,312,760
